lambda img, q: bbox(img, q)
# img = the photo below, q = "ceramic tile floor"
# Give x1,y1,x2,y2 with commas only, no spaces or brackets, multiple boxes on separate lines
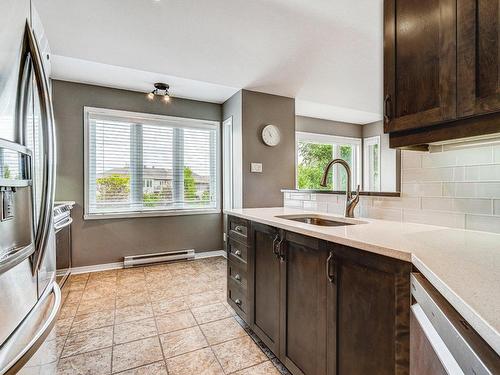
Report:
19,257,291,375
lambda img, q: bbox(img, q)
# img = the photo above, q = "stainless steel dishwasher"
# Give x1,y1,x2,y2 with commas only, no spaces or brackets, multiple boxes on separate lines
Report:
410,273,499,375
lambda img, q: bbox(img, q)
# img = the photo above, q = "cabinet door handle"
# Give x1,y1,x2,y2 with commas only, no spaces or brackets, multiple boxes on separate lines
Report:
272,234,280,258
384,94,392,124
278,238,286,262
234,299,242,306
234,274,241,281
234,249,242,257
326,251,335,283
234,225,243,233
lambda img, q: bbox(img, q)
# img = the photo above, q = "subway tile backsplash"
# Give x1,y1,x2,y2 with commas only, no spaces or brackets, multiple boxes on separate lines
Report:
284,143,500,234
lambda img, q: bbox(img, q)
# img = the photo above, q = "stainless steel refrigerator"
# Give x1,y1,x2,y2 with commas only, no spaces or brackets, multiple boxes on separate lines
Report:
0,1,61,373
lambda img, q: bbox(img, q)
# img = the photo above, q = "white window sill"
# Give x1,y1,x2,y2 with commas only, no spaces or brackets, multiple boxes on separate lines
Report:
84,208,221,220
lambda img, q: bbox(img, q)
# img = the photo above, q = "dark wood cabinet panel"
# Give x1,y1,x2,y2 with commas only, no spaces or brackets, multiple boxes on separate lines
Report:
279,232,328,375
249,222,281,354
384,0,500,147
458,0,500,117
240,218,412,375
384,0,457,133
227,237,249,265
226,216,251,324
228,279,249,319
228,215,249,243
332,245,411,375
228,259,247,291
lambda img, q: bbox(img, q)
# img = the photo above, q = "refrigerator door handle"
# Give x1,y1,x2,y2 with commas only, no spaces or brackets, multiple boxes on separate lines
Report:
16,50,32,146
23,22,56,275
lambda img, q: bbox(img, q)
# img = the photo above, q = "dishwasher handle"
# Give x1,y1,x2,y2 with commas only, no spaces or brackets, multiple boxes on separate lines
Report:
411,274,500,375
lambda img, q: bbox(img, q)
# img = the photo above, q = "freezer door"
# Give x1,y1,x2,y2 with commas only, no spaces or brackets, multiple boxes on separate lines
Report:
0,281,60,375
0,260,38,347
21,23,57,293
25,58,55,295
0,0,30,143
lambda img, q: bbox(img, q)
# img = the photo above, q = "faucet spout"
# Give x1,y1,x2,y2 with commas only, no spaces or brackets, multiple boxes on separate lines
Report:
320,158,360,218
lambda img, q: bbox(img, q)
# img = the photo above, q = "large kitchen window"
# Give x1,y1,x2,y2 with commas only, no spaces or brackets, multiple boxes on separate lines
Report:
296,132,361,191
84,107,220,219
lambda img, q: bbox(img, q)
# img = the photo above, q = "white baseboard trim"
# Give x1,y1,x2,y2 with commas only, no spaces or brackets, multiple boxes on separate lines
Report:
195,250,226,259
71,250,226,274
71,262,124,275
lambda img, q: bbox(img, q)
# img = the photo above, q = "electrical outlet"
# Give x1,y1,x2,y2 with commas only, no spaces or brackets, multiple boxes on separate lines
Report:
251,163,263,173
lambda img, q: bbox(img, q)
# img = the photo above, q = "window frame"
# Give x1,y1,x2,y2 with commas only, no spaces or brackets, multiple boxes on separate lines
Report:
222,116,234,210
295,131,362,191
363,135,381,192
83,106,221,220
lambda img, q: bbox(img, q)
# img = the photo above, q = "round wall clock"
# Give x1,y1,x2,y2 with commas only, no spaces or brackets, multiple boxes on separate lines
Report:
262,124,281,146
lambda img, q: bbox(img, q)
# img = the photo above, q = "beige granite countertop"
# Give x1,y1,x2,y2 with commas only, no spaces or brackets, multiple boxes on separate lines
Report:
224,207,500,354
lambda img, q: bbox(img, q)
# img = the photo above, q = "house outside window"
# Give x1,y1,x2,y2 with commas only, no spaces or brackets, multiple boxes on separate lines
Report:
296,132,361,191
84,107,220,219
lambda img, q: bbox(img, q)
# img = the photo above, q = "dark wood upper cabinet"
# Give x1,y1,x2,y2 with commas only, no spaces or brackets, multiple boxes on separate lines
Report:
249,222,281,354
384,0,457,133
457,0,500,117
279,232,328,375
385,0,500,147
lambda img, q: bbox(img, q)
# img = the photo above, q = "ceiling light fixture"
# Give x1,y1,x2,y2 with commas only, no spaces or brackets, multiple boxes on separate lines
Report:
147,82,171,103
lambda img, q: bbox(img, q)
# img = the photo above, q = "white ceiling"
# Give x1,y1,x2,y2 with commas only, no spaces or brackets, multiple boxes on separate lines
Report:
35,0,383,124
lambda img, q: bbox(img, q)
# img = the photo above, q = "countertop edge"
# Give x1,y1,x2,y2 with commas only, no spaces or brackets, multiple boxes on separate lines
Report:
411,254,500,355
225,209,412,261
224,208,500,355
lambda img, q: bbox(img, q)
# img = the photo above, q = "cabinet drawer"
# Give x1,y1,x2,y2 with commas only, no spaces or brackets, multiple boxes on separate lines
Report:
228,216,248,243
228,280,248,317
227,238,248,264
228,260,247,291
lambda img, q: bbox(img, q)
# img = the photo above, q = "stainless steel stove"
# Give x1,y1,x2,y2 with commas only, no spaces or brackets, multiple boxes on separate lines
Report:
53,203,73,287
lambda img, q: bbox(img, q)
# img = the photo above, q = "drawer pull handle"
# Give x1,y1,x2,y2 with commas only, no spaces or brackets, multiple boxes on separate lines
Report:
234,249,242,257
234,225,243,233
235,299,242,306
235,274,241,281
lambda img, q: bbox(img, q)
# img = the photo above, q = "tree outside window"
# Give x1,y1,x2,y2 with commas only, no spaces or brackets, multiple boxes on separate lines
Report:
296,133,360,192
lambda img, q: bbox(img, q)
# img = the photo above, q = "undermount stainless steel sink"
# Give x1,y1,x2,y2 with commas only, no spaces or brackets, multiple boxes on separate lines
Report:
276,215,366,227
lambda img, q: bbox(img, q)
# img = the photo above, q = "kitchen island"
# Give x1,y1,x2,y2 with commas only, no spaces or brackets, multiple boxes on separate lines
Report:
224,207,500,374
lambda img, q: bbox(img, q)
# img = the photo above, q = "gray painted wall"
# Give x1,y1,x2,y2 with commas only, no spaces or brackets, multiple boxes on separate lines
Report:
296,115,362,138
221,90,295,209
241,90,295,208
52,80,223,267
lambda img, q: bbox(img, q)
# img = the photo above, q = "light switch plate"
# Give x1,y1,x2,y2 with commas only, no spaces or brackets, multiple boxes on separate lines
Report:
251,163,263,173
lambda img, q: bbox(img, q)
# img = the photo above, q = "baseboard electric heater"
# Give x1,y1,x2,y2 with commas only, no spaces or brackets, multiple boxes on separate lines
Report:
123,249,195,268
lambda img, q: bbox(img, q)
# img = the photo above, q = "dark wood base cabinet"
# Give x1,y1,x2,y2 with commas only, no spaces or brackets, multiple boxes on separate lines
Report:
280,231,328,375
248,222,281,354
227,216,412,375
334,246,411,375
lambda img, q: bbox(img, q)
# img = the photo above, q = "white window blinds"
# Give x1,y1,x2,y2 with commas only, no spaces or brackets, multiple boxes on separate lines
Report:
85,108,219,218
